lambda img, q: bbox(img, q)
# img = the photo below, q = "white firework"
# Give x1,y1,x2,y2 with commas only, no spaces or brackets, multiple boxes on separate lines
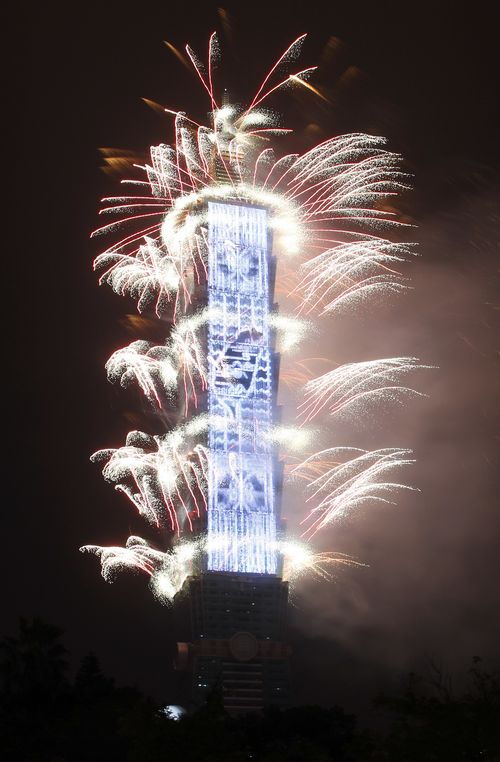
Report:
269,314,310,352
295,240,415,314
95,236,183,316
279,539,365,583
91,421,209,533
300,357,430,423
294,447,416,537
81,533,361,602
82,33,428,597
81,536,199,604
106,340,177,406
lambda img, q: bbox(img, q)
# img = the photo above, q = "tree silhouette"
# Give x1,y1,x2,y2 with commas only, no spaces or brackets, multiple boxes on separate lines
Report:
1,618,499,760
1,619,68,759
374,658,500,761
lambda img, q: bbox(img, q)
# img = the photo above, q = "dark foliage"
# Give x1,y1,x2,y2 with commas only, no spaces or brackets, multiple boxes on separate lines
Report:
371,658,500,761
1,619,499,761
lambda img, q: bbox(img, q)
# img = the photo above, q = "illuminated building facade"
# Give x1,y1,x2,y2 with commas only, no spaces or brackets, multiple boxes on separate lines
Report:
206,201,278,574
178,199,290,712
84,33,417,719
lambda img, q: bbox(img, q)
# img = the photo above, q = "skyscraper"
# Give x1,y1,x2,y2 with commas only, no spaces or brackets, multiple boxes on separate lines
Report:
176,199,290,713
83,33,416,719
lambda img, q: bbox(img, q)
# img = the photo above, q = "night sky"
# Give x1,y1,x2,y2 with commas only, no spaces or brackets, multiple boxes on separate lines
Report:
7,1,499,715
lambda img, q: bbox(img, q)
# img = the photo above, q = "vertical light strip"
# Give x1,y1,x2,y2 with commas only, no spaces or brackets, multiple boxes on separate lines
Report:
207,201,277,574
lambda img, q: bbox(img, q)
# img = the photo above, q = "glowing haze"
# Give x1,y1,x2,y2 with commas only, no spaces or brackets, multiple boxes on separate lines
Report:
81,33,426,602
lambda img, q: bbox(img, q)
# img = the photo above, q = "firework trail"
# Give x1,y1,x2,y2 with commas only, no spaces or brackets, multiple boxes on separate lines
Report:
299,357,431,423
295,241,416,315
82,33,428,595
294,447,416,537
106,340,177,406
91,420,209,533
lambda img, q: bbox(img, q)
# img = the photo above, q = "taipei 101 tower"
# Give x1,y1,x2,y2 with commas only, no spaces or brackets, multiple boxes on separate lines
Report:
83,32,416,718
176,197,290,712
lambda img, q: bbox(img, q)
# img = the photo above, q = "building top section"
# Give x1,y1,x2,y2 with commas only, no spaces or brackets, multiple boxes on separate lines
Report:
207,201,270,297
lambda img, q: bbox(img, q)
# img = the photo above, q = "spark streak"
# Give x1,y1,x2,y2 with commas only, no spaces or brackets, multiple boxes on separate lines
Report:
294,448,416,537
300,357,430,422
106,340,177,406
91,421,209,533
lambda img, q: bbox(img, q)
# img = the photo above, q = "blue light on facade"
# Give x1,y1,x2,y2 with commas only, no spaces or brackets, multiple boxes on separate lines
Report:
206,201,277,574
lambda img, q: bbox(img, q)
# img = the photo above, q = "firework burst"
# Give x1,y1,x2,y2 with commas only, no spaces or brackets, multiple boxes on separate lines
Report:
82,33,428,596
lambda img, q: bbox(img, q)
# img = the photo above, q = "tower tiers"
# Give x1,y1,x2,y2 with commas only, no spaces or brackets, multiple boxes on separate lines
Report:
205,201,279,574
178,199,290,713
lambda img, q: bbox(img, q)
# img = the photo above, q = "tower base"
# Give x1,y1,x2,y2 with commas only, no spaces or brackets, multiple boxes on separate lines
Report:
177,572,290,714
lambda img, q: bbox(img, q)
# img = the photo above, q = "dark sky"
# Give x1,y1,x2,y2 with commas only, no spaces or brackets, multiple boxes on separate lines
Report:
7,1,499,714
